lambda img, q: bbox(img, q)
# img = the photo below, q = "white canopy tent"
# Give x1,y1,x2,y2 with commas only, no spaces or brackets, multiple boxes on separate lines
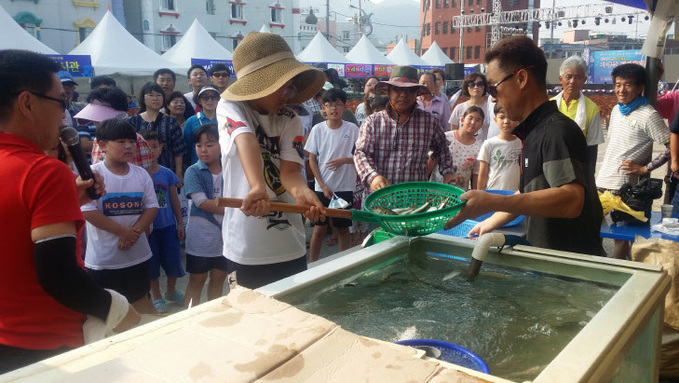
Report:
162,18,232,67
297,32,353,64
259,24,271,33
0,5,57,54
69,11,183,76
345,35,395,66
386,38,428,67
421,41,453,66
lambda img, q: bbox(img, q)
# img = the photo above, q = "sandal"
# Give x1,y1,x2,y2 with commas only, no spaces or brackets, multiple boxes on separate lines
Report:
164,290,185,304
153,299,167,313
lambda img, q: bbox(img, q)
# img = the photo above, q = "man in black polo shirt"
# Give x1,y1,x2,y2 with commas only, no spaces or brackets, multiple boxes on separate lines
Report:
444,36,604,256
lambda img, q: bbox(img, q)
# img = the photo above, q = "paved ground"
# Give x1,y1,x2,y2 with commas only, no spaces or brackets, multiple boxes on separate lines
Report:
156,127,671,316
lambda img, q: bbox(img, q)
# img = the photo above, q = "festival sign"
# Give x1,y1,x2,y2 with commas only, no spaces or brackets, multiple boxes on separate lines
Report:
373,65,395,78
48,55,93,77
345,64,373,78
589,50,644,84
191,58,235,78
327,63,346,78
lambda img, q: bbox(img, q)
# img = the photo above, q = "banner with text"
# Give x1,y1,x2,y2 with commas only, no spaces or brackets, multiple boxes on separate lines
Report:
191,58,235,78
589,50,645,84
48,55,93,77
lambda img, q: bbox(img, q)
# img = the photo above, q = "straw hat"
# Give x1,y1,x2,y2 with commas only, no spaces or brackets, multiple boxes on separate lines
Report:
374,65,429,96
222,32,325,104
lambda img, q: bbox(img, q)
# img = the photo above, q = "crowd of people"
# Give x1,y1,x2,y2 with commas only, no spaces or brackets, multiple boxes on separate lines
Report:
1,32,679,373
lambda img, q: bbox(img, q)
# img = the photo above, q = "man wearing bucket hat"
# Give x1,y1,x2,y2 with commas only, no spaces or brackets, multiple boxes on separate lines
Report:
354,65,457,191
217,32,326,289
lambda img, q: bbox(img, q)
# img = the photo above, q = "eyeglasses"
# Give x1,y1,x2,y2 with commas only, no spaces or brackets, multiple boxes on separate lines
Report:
200,94,220,101
29,91,70,110
281,84,298,100
211,72,230,78
391,87,419,94
487,65,534,98
468,81,485,88
323,102,344,110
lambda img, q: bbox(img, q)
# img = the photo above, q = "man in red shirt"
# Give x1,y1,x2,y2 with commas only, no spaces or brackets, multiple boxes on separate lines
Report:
0,49,139,374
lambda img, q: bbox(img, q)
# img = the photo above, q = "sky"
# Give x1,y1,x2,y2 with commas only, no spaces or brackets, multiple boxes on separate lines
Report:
300,0,660,41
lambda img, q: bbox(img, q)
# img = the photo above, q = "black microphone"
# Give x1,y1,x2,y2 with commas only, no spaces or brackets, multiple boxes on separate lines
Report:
59,126,100,200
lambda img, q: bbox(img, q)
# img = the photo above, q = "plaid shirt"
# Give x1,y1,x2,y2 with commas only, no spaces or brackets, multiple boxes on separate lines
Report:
354,104,454,185
91,133,152,169
303,98,322,114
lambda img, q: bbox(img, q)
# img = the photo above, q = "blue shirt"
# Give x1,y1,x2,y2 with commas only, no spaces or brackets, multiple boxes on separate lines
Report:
152,165,180,229
183,111,218,166
183,160,222,228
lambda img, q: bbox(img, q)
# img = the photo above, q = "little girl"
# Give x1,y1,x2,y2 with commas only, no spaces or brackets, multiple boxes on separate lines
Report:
446,106,484,191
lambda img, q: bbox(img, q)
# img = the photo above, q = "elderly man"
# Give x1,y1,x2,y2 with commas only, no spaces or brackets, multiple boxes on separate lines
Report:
597,63,670,259
417,71,452,127
0,49,139,373
354,65,456,191
551,56,604,178
444,36,604,256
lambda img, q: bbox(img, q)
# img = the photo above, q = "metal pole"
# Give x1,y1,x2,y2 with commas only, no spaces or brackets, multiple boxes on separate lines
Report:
325,0,330,40
459,4,464,63
358,0,362,36
549,0,555,59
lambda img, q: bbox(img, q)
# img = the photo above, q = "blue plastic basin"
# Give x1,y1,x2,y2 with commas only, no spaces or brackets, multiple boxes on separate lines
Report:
395,338,491,374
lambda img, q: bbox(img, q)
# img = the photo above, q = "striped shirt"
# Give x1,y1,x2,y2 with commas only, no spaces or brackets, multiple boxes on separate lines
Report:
354,104,454,186
596,104,669,190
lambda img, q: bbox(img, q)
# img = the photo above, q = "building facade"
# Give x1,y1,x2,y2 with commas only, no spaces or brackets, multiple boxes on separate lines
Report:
419,0,540,64
1,0,302,54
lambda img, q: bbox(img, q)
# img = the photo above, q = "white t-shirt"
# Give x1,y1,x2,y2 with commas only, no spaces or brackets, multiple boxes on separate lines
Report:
185,173,224,258
446,130,482,191
217,100,306,266
477,136,522,191
81,162,159,270
184,92,197,109
304,120,359,193
596,104,670,190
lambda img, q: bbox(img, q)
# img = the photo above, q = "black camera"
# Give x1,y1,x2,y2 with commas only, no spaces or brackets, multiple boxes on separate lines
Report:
610,178,663,225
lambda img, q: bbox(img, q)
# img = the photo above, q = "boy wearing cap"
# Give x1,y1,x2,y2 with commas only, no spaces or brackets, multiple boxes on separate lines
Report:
354,65,457,191
183,85,220,167
217,32,326,289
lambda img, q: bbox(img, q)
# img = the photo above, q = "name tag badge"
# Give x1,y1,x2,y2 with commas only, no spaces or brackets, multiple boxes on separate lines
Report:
629,119,637,128
524,157,529,167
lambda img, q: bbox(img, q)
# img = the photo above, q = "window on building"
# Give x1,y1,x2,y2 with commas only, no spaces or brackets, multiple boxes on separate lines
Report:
466,46,472,59
342,30,350,40
206,0,215,14
441,47,448,55
444,0,449,8
14,12,43,40
161,0,175,11
507,0,518,5
436,0,441,8
74,17,96,44
231,3,243,19
443,21,448,34
475,26,481,32
468,0,473,5
232,32,244,50
271,7,282,23
426,23,431,35
143,20,150,31
451,26,455,34
474,46,480,59
163,34,176,50
78,27,93,43
450,47,455,59
467,26,472,33
435,22,440,34
476,0,481,4
343,47,350,53
452,0,456,6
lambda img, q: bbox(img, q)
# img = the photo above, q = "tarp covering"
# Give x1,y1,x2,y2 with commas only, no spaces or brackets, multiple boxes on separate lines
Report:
69,11,183,76
162,18,232,67
298,31,353,64
0,4,58,54
421,41,454,66
345,35,395,66
387,38,428,66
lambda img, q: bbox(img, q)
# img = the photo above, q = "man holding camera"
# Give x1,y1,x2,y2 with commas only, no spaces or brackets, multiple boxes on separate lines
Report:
597,63,670,259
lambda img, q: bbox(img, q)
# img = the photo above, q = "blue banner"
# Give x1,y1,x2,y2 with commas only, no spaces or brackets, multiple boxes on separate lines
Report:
191,58,235,78
48,55,93,77
589,50,645,84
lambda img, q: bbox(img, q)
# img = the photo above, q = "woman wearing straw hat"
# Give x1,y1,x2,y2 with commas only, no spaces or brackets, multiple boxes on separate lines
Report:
216,32,327,289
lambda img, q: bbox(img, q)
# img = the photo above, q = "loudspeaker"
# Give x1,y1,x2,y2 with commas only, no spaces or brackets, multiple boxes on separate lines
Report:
444,63,465,80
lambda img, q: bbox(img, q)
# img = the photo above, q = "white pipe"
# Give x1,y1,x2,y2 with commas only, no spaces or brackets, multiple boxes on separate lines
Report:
470,233,506,262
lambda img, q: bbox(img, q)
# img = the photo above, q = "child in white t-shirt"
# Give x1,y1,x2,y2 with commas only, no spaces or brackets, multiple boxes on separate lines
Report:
81,119,159,314
477,105,521,191
217,32,326,289
446,106,485,190
183,123,226,309
304,89,359,262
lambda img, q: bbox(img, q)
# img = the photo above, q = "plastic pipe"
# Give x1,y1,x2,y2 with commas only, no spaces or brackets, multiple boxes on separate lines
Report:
466,233,506,282
466,234,530,282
